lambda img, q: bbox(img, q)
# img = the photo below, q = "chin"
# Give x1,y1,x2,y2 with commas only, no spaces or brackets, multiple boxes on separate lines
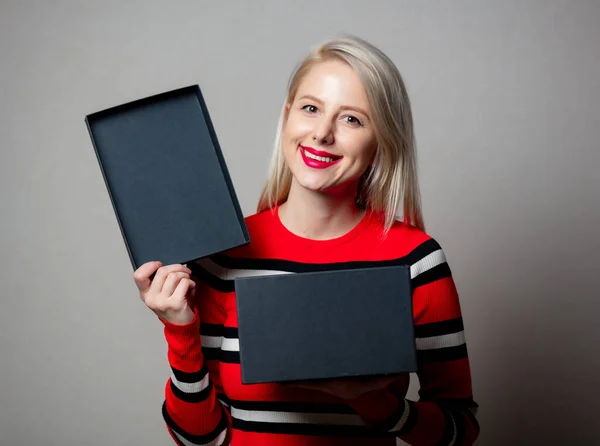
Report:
295,177,330,192
295,174,358,196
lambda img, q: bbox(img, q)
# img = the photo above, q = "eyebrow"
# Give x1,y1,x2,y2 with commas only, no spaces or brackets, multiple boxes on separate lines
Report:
298,94,370,119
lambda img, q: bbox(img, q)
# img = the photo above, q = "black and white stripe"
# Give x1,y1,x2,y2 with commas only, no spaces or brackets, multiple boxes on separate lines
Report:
188,238,451,294
414,318,468,363
228,400,397,438
439,409,458,446
216,392,231,410
436,399,477,446
191,239,462,366
203,324,467,364
197,319,467,366
386,399,419,436
178,239,472,441
199,323,223,361
200,323,240,364
170,364,212,403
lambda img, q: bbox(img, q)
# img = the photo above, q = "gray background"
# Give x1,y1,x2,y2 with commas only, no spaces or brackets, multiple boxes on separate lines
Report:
1,0,599,445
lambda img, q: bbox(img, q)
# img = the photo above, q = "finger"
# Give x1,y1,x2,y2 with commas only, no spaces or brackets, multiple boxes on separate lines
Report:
161,272,191,297
185,278,197,298
150,264,192,296
133,261,163,293
170,278,196,303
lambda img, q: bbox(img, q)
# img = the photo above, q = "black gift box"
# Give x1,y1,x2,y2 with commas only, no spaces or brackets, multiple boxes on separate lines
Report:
235,265,417,384
85,85,250,270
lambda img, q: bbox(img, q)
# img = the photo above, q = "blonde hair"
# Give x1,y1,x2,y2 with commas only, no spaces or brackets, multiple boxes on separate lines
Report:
257,34,424,233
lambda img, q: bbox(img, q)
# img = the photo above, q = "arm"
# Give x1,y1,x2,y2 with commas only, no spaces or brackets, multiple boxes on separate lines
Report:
160,274,232,446
346,240,480,445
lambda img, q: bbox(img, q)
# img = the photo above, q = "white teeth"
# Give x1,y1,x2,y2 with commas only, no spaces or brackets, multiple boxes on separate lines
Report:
303,149,334,163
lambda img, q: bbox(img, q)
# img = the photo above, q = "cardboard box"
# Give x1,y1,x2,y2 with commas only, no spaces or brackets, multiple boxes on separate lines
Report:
85,85,250,270
235,265,417,384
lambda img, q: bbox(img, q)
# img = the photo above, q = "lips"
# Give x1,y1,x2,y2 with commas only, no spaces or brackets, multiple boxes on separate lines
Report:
299,145,342,169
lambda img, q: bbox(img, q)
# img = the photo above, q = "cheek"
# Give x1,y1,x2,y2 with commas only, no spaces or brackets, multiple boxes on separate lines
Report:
281,128,300,161
366,143,377,163
285,114,313,139
282,126,298,151
341,136,377,164
359,135,378,163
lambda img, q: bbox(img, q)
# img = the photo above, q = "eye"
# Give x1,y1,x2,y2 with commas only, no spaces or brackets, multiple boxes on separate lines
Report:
343,115,363,126
301,104,318,113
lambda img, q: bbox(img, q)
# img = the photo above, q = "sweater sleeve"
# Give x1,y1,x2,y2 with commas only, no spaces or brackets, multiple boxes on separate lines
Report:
346,239,480,445
160,272,231,446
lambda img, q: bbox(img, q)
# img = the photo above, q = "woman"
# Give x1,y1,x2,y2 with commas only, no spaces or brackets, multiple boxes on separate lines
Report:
134,35,479,445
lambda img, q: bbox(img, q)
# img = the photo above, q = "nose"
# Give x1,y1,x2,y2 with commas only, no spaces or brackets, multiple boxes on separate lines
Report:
312,116,334,145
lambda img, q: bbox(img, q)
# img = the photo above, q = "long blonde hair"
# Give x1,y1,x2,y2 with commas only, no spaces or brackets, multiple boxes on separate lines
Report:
257,34,424,233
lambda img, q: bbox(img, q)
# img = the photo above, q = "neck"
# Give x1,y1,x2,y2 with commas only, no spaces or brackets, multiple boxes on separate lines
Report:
278,179,365,240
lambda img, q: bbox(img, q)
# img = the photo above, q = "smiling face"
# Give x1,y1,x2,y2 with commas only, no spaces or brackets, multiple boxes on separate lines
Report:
282,59,377,199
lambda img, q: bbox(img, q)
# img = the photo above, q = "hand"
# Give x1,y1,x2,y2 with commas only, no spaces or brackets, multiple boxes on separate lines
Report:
284,375,401,400
134,261,196,325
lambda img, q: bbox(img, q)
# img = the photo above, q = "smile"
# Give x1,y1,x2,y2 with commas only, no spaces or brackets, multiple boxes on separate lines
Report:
299,145,342,169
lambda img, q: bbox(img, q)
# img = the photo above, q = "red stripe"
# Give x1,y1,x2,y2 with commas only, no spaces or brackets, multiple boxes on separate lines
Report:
164,381,225,437
413,276,462,324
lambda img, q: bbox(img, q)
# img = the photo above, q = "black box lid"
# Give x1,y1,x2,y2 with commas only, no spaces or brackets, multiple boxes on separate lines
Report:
235,265,416,384
85,85,249,270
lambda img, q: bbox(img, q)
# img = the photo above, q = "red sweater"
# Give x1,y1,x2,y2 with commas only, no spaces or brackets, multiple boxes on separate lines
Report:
160,207,479,445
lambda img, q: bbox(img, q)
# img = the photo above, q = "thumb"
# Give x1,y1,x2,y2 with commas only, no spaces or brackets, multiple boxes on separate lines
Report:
133,261,162,293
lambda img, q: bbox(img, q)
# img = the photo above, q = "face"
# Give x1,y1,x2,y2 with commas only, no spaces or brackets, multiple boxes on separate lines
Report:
282,60,377,198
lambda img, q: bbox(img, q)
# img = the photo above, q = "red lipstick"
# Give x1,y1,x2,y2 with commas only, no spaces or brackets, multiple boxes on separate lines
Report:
299,145,342,169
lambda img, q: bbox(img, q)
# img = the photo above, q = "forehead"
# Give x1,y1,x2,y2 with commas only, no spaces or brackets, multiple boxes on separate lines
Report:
295,60,369,108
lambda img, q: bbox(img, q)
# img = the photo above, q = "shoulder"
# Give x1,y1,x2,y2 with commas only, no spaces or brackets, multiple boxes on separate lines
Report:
386,218,433,246
361,212,448,267
374,219,456,295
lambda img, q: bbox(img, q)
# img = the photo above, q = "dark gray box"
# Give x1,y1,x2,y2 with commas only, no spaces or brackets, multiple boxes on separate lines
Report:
85,85,250,270
235,265,416,384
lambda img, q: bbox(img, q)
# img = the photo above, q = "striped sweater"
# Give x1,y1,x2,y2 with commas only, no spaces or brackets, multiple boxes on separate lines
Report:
160,206,479,445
